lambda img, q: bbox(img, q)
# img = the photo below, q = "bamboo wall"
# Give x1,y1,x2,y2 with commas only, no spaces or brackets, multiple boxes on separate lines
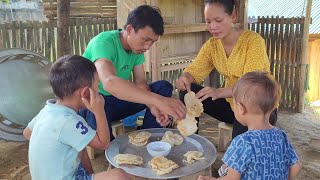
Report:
43,0,117,18
248,16,305,111
307,35,320,102
0,18,117,61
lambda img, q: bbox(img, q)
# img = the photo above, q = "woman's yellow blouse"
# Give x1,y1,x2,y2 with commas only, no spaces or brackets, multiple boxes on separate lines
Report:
184,30,270,108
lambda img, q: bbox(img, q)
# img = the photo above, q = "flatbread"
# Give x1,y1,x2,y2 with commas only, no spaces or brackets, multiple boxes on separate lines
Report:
184,91,203,117
128,131,151,146
161,131,184,147
176,91,203,136
114,154,143,166
176,115,198,137
149,156,179,175
183,151,205,163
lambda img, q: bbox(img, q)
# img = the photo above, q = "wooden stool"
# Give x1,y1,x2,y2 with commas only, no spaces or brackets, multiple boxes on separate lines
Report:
87,121,125,160
218,122,233,152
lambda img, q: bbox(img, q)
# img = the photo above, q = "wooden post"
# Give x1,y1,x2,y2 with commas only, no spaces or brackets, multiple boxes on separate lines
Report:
237,0,248,29
57,0,71,58
150,39,161,82
298,0,313,112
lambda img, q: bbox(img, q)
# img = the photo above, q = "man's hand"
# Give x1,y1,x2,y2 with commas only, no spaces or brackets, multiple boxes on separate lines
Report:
156,97,187,121
150,106,171,127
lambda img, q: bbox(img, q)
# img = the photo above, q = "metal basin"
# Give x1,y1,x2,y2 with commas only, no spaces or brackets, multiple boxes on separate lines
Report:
0,48,54,141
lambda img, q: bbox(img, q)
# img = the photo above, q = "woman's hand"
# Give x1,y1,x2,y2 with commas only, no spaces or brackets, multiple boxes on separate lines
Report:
176,72,195,92
196,87,222,102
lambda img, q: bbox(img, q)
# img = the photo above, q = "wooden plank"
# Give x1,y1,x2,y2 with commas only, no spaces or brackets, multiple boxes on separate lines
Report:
26,21,32,50
288,18,295,110
274,16,280,82
19,21,25,49
69,19,75,55
294,19,304,111
42,21,50,59
269,16,275,75
283,18,290,109
278,17,285,109
75,18,81,55
3,23,10,48
164,23,207,35
11,21,17,48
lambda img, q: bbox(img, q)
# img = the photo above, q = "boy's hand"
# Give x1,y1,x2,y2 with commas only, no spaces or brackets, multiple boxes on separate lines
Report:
82,87,105,115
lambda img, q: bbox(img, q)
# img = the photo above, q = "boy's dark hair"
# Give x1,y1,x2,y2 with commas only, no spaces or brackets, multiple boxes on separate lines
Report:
124,5,164,35
233,71,281,114
205,0,235,15
49,55,97,100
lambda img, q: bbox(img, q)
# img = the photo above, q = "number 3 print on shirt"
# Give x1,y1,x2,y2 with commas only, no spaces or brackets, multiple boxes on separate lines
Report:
76,121,88,135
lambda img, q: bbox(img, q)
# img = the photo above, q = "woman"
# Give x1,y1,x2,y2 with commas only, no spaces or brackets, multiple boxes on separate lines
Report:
176,0,277,139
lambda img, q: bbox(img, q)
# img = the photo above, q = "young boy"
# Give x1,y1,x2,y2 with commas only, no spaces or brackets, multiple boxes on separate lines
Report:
23,55,129,180
198,71,301,180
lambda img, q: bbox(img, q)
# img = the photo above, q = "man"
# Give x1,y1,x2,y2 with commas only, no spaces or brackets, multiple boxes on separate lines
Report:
81,5,187,139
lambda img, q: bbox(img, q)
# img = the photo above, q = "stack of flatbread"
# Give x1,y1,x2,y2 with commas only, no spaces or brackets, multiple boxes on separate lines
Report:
114,154,143,166
128,131,151,146
183,151,205,163
161,131,184,147
177,91,204,136
149,156,179,175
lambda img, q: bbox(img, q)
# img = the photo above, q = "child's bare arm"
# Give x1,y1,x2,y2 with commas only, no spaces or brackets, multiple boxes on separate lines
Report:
197,175,217,180
82,88,110,150
23,127,32,140
197,167,240,180
80,149,94,174
220,167,241,180
289,161,302,180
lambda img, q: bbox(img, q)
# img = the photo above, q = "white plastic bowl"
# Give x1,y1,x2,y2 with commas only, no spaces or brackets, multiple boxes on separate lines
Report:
146,141,171,157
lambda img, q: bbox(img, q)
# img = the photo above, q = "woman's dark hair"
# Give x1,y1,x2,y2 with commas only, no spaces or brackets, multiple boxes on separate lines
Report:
204,0,235,15
124,5,164,35
49,55,97,100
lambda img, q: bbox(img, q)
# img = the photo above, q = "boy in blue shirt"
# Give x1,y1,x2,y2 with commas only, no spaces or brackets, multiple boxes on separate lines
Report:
198,71,301,180
23,55,129,180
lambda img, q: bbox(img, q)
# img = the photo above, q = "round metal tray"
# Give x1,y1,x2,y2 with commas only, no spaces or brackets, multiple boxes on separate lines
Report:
105,128,217,179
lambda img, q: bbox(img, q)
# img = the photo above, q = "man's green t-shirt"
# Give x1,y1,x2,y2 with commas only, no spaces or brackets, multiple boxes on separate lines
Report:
83,30,145,96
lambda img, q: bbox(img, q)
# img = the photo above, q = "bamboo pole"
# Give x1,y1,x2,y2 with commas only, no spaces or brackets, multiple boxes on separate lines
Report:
298,0,313,112
57,0,71,58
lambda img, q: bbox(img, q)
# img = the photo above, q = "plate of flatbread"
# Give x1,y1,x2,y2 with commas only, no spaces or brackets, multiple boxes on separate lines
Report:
105,128,216,179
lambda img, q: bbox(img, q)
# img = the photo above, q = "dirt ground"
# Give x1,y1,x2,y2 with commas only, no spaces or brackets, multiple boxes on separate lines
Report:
0,107,319,180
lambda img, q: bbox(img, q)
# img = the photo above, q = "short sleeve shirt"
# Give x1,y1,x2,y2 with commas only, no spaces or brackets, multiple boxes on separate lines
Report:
184,30,270,109
223,128,298,180
83,29,145,96
27,99,96,180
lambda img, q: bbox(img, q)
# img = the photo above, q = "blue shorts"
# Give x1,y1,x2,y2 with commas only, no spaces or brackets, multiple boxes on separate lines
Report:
75,164,93,180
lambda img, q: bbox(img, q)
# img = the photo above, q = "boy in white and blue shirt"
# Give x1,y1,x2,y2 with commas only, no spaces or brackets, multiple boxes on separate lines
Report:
23,55,128,180
198,71,301,180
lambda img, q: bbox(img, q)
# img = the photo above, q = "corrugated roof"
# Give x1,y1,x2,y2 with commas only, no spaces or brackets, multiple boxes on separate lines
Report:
248,0,320,34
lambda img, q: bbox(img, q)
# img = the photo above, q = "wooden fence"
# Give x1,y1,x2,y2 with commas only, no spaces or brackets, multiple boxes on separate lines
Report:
0,18,117,61
0,16,308,112
42,0,117,18
248,16,305,111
